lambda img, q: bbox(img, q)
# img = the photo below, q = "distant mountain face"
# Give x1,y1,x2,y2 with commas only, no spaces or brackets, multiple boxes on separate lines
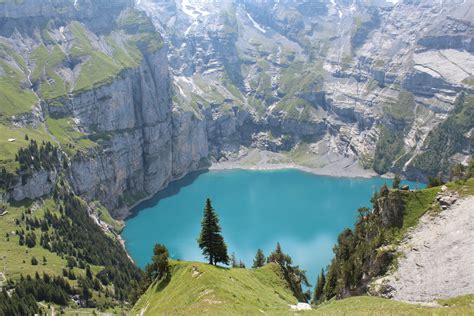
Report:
138,0,473,179
0,0,472,214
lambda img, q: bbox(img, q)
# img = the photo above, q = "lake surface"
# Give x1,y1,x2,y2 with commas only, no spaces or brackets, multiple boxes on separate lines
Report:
122,169,417,285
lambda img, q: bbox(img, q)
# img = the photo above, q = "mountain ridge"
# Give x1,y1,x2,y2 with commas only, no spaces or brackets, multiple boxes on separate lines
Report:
0,0,472,218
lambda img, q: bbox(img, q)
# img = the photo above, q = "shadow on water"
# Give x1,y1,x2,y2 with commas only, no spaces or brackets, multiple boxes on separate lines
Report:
126,169,209,220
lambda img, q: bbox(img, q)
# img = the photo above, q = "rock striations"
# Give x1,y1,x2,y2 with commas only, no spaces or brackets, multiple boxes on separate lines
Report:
0,0,472,217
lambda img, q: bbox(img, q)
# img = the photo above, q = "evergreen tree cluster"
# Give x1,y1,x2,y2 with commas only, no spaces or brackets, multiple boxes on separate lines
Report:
0,289,39,316
144,244,170,282
1,139,63,191
16,140,61,178
0,273,74,315
230,252,246,268
134,243,171,301
252,249,266,268
267,243,311,302
9,186,142,306
312,185,404,304
0,167,16,191
41,188,142,301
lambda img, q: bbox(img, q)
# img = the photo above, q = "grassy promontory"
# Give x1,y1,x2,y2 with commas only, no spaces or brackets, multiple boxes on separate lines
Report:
132,261,297,315
133,261,473,315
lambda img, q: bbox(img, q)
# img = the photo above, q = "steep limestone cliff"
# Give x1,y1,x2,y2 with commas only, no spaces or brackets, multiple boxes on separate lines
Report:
138,0,473,181
0,0,211,217
0,0,472,218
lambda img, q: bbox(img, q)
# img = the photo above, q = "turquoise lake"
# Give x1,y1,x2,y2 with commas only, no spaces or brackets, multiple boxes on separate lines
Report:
122,169,417,285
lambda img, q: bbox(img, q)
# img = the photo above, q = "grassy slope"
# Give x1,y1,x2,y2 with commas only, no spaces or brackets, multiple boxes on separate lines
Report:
45,116,97,156
0,124,53,172
0,198,99,282
132,261,297,316
0,199,67,279
311,295,474,315
0,61,38,116
134,261,473,315
398,178,474,239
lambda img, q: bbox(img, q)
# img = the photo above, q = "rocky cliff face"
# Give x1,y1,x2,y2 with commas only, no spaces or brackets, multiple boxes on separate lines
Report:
0,0,132,19
1,0,473,217
137,0,473,180
0,0,210,216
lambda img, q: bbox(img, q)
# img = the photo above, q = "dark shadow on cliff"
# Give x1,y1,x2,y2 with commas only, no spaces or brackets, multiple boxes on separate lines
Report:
126,169,209,220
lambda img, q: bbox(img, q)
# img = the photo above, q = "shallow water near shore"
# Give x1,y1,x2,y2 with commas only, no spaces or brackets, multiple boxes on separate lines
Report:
122,169,418,286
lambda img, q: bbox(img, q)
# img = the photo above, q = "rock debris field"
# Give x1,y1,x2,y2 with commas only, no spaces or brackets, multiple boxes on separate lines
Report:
382,192,474,304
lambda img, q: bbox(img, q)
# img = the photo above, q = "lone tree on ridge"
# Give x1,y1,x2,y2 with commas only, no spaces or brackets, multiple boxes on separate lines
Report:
197,198,229,266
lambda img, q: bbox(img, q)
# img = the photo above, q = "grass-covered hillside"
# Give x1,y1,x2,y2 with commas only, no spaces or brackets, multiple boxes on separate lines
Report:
312,294,474,315
132,261,298,315
133,261,473,316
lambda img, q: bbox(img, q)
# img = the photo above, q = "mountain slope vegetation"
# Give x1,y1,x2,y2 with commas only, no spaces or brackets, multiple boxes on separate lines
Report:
133,261,297,315
133,263,473,315
0,0,473,314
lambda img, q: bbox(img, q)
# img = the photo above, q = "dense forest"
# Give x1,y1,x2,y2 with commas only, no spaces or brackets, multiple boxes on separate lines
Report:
1,142,142,314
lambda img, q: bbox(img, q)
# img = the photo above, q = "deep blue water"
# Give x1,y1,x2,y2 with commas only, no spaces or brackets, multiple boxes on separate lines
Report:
122,169,417,286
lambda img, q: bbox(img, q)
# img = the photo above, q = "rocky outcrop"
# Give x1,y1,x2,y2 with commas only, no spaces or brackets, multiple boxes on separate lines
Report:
371,195,474,303
436,186,459,210
172,109,209,178
3,5,210,217
11,170,57,201
376,190,405,229
4,0,474,216
60,46,214,215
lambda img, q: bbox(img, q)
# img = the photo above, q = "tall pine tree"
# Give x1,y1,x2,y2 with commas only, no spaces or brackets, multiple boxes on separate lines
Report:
145,243,170,281
313,269,326,304
197,198,229,265
267,242,310,302
252,249,266,268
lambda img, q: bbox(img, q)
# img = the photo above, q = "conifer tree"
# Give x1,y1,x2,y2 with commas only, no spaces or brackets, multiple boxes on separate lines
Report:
231,252,238,268
197,198,229,265
252,249,266,268
267,242,310,302
145,243,170,281
392,174,401,189
267,242,289,265
313,269,326,304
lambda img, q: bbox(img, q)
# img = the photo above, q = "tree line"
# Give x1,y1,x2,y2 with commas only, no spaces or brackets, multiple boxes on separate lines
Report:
0,273,74,315
1,138,62,191
2,184,142,312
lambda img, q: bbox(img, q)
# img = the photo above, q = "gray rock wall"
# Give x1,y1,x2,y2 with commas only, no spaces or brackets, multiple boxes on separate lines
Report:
11,45,211,218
